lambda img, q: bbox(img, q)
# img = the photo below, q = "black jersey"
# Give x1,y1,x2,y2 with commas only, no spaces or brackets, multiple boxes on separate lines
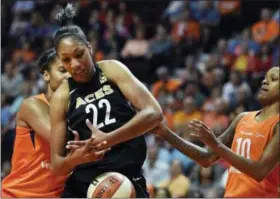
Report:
66,64,147,183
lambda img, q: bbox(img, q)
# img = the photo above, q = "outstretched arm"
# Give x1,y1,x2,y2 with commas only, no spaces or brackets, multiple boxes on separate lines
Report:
155,113,247,167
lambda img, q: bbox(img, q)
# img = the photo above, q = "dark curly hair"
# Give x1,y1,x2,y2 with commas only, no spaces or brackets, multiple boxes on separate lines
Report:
36,48,57,74
54,3,87,49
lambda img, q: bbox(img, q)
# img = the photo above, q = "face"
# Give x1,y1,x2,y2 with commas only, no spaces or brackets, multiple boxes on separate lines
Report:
230,72,241,85
46,57,70,91
184,97,195,113
57,37,94,83
261,8,271,21
257,67,280,105
170,160,182,176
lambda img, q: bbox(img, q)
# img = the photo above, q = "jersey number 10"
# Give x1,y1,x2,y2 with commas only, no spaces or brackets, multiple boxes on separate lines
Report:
86,99,116,129
236,138,251,159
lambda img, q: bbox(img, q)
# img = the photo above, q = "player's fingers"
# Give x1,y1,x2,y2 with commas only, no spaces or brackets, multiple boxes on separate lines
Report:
84,137,95,154
66,145,81,150
190,132,202,139
67,140,87,146
93,141,108,151
72,131,80,141
86,119,98,134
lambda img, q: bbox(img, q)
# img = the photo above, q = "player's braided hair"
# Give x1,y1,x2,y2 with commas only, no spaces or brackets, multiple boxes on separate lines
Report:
54,3,87,49
37,48,57,74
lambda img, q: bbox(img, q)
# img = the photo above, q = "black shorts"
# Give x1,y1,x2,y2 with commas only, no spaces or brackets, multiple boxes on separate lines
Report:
61,172,149,198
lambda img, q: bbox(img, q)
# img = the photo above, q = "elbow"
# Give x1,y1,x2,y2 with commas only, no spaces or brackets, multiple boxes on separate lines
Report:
150,107,164,125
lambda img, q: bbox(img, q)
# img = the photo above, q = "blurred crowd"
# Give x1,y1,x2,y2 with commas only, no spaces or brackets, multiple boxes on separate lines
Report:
1,0,279,198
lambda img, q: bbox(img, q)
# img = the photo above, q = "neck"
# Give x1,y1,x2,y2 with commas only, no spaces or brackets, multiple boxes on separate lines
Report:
259,102,279,119
45,84,54,102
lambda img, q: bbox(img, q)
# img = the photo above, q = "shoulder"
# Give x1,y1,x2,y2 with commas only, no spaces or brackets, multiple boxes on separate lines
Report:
18,97,48,119
233,112,250,126
97,60,131,82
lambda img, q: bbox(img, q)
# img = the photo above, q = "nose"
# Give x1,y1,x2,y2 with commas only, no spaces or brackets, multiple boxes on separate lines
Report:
71,59,80,70
262,78,268,85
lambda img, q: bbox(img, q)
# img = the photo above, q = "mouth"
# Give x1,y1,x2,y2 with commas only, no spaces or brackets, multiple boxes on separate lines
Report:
75,69,86,76
260,87,269,93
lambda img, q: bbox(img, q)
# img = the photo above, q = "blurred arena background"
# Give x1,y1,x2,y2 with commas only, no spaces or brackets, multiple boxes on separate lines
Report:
1,0,279,198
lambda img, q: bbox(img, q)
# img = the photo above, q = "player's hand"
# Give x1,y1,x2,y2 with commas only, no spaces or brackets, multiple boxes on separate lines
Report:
66,131,110,166
188,119,220,150
85,119,109,150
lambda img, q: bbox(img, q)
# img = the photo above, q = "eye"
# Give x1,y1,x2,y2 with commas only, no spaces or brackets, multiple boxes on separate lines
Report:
62,58,70,64
76,50,84,58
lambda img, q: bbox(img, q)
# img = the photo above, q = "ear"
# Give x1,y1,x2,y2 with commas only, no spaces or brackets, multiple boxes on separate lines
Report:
86,42,93,55
43,70,50,82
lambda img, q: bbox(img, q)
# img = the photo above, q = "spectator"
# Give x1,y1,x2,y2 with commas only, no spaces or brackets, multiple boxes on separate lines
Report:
118,1,134,27
155,187,172,198
252,8,279,44
222,70,251,109
193,1,220,27
173,97,202,133
228,29,260,55
88,10,104,35
171,9,200,43
121,27,148,58
232,43,249,73
9,14,29,37
191,166,220,196
159,160,191,198
143,145,170,186
202,97,230,136
147,24,172,58
184,82,205,108
12,41,36,64
151,66,182,99
1,61,24,98
217,0,241,16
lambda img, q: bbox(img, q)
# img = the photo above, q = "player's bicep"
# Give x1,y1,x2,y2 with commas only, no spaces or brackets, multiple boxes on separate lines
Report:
102,60,161,112
259,122,279,175
18,99,51,142
50,84,69,157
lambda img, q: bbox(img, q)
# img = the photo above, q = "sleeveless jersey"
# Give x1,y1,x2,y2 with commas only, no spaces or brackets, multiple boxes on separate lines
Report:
1,94,68,198
224,111,279,198
67,64,147,182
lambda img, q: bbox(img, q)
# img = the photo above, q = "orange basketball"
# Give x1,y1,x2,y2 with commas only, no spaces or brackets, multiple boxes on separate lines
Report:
87,172,136,198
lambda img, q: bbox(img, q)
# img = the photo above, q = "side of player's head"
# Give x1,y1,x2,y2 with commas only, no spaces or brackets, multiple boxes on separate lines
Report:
257,66,279,105
54,3,94,83
37,48,70,91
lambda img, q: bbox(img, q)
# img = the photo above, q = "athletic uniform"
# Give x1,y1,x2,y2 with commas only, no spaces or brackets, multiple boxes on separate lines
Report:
224,111,279,198
1,94,68,198
62,64,148,198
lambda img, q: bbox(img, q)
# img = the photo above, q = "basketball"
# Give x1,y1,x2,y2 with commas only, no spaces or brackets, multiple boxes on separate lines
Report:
87,172,136,198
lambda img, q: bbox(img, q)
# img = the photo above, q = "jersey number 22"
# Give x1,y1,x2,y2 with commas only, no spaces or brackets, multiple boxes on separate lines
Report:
86,99,116,129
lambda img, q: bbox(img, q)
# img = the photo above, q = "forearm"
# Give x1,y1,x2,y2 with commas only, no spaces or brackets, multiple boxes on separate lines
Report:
159,125,219,167
214,143,265,181
51,154,76,175
107,108,163,147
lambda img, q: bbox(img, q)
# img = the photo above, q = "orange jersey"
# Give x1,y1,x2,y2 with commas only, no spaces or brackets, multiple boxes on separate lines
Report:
224,111,279,198
1,94,68,198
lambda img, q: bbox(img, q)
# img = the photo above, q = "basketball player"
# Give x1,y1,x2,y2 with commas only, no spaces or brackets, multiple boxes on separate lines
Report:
152,67,279,197
49,4,163,198
1,49,108,198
